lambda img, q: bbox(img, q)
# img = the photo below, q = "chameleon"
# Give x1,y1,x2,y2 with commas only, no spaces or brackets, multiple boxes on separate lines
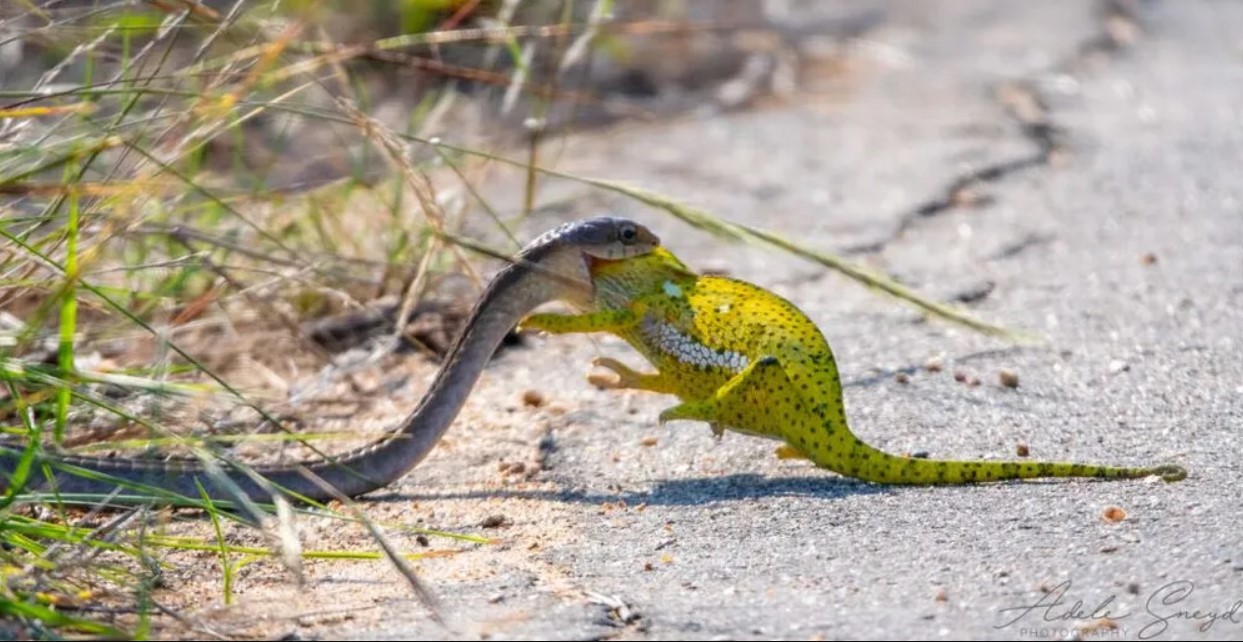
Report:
0,217,662,504
521,246,1188,485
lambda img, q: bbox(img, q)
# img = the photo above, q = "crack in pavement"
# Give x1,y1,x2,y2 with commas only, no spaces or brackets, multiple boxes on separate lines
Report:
844,0,1152,257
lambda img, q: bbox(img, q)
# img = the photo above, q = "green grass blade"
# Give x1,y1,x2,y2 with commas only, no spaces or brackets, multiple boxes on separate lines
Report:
54,170,81,443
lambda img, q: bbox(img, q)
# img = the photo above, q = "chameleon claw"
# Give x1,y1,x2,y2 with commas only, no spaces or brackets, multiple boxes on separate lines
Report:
588,357,634,390
589,357,678,394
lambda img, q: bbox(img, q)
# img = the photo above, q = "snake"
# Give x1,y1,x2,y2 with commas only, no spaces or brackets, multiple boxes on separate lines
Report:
0,217,661,504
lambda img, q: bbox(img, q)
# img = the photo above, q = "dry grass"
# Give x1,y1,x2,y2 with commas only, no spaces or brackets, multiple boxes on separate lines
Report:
0,1,621,636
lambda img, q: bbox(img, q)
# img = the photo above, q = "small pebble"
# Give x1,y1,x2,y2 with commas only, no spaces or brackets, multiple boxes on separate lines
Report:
1140,252,1158,266
953,371,968,383
1016,442,1030,457
951,181,986,205
481,514,509,528
1092,618,1119,631
640,436,659,447
521,390,546,407
934,588,949,602
998,369,1020,388
1101,506,1127,523
1108,360,1130,374
950,279,996,303
924,357,944,373
895,372,911,384
912,451,930,459
415,534,430,547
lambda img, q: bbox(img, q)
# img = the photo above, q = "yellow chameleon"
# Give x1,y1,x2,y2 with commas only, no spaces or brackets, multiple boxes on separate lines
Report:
522,246,1187,484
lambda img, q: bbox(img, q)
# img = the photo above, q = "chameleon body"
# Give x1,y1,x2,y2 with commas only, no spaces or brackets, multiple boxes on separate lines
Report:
523,247,1187,484
0,218,661,503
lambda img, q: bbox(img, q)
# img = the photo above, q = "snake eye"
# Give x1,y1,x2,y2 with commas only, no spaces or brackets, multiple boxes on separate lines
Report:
619,224,638,244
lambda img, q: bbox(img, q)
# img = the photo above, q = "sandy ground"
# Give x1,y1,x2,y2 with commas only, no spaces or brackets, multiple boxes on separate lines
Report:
145,1,1241,640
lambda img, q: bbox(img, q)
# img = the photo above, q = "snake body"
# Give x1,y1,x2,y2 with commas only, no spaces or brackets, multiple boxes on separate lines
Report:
0,217,660,504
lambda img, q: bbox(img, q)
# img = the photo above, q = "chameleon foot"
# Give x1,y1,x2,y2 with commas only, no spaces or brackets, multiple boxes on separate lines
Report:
658,400,714,425
657,401,727,443
589,357,677,393
774,444,807,460
588,357,644,389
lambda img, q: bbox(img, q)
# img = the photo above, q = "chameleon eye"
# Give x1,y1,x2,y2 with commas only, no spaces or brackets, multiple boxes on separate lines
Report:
619,224,638,244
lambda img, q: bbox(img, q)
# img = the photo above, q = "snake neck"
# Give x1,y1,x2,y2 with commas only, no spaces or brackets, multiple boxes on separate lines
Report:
367,255,572,468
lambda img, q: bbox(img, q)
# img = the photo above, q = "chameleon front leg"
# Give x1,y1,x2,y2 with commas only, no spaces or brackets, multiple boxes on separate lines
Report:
520,309,638,335
520,310,680,393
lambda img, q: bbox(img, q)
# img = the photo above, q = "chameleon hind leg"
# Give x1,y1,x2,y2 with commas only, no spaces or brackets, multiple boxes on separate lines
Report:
657,356,797,443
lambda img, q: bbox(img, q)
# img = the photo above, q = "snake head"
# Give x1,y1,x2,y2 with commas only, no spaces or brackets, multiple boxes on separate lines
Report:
519,216,661,304
531,216,660,263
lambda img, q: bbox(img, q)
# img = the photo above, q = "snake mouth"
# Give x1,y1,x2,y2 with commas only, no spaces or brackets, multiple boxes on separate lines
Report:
584,253,623,276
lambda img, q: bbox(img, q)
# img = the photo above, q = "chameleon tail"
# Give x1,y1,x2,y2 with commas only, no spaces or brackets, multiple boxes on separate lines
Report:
823,439,1186,485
